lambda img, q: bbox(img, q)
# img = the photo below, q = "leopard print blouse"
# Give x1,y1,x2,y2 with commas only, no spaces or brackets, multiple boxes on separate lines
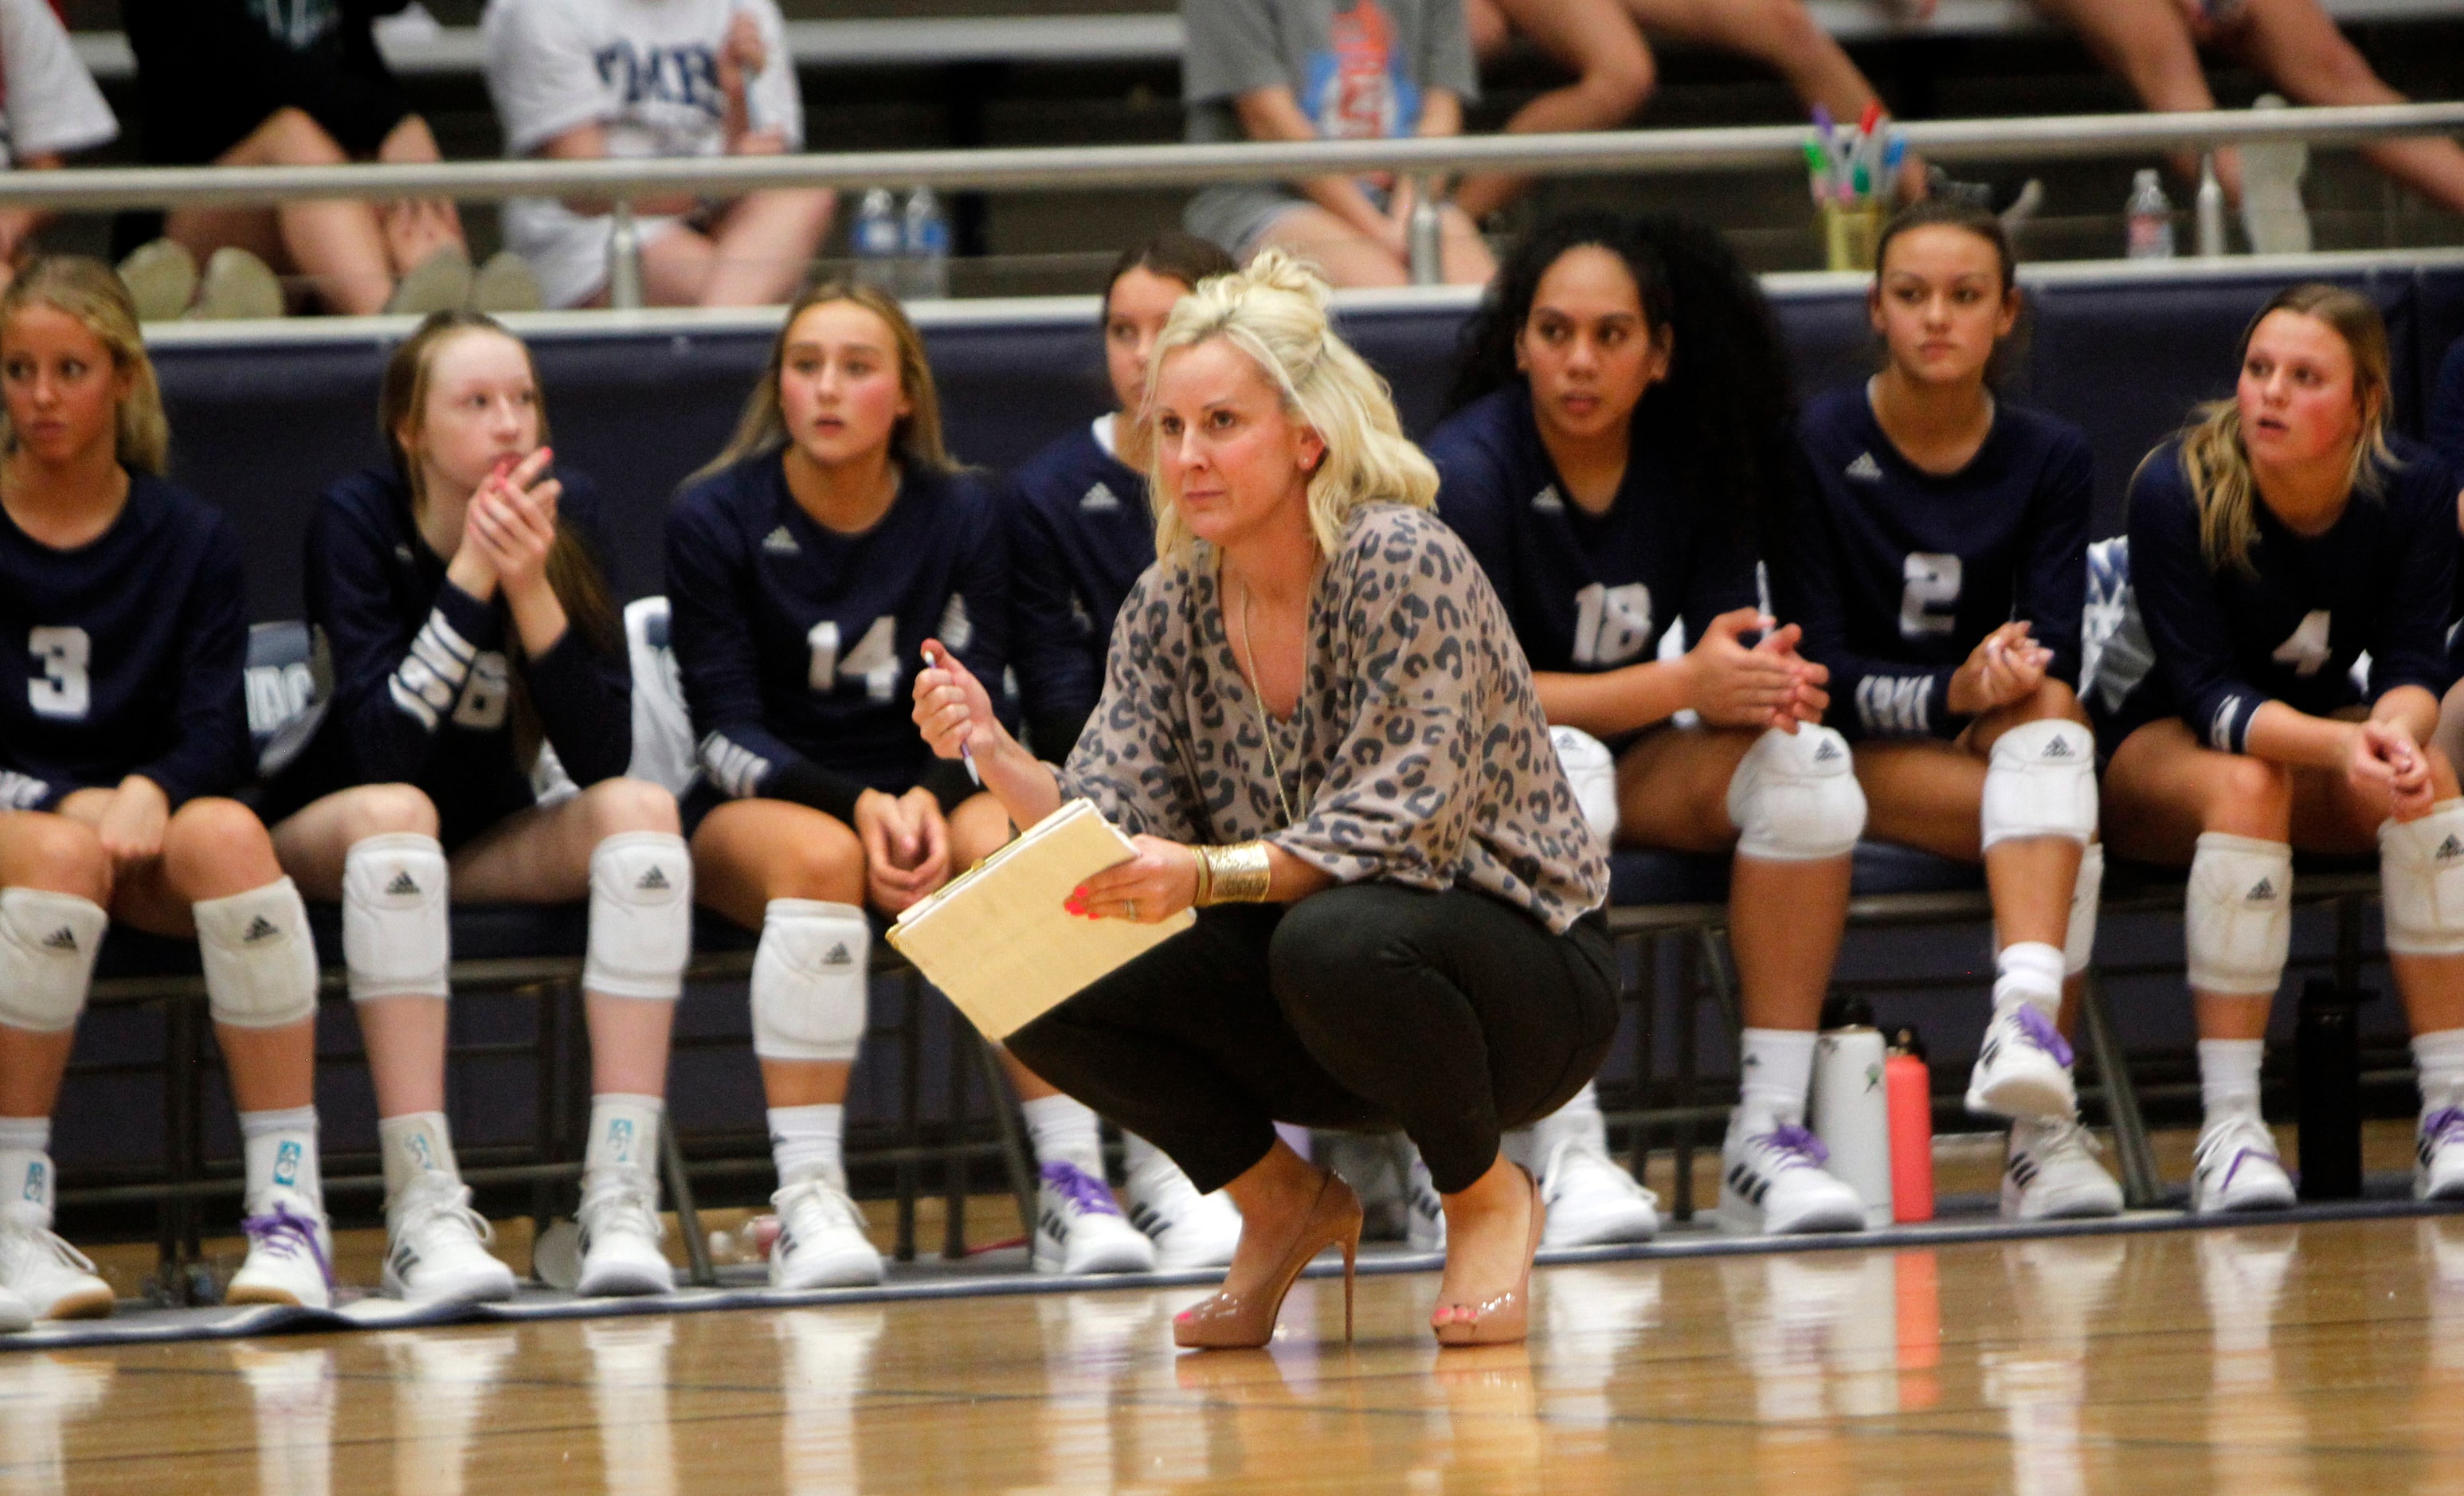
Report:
1059,503,1608,934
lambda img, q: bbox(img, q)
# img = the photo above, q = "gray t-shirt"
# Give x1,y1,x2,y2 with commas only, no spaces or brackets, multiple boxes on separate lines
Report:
1178,0,1478,253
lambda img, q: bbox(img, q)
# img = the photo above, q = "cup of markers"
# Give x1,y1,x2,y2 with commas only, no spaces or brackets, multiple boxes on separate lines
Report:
1806,103,1903,272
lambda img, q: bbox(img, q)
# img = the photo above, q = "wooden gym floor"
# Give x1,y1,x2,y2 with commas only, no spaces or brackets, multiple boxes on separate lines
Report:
8,1208,2464,1494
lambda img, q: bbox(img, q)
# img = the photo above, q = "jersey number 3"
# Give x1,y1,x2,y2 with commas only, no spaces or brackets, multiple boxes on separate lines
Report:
27,626,90,720
809,617,903,701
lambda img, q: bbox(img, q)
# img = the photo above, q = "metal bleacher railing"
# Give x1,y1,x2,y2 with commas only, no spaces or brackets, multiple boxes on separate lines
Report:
30,102,2464,1300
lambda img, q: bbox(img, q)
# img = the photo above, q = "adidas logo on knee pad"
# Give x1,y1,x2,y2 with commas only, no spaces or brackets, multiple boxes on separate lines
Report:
824,942,853,967
41,926,79,952
243,915,280,942
637,867,669,892
2439,836,2464,862
1814,738,1841,763
2043,737,2076,760
2247,877,2276,902
385,871,421,896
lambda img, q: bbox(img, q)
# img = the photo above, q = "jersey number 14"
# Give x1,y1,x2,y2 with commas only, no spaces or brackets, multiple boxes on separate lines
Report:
809,617,903,701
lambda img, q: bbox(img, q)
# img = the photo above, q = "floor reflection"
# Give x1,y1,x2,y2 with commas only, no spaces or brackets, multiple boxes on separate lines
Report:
0,1353,108,1496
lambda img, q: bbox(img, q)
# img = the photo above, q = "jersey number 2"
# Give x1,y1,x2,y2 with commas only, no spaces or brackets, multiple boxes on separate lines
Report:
1898,554,1962,640
27,627,90,720
809,617,902,701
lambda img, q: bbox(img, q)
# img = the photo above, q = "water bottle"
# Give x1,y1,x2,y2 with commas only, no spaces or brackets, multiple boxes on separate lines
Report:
852,188,903,293
1811,993,1894,1228
901,187,950,301
1887,1027,1935,1223
2295,977,2368,1199
2125,169,2176,260
707,1213,781,1266
2195,154,2228,258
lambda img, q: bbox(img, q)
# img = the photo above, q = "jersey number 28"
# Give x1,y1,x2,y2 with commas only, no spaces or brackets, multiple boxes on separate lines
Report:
809,617,903,701
27,626,90,720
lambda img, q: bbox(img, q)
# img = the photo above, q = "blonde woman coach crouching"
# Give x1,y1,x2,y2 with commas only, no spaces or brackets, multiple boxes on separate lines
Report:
912,253,1616,1351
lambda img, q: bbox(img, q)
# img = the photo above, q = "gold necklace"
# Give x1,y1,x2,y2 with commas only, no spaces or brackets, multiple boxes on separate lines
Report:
1233,575,1297,829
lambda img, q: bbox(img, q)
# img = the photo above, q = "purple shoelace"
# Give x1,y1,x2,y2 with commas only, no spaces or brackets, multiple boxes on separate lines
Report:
241,1202,335,1289
2424,1107,2464,1151
2014,1005,2076,1069
1041,1161,1124,1217
1761,1123,1831,1168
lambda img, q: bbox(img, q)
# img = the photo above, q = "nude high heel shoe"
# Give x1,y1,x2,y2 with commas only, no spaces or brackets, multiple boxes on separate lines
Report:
1432,1163,1545,1347
1173,1171,1361,1351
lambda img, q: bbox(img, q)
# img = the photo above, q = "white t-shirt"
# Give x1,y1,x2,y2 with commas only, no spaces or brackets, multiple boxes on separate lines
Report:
0,0,116,170
481,0,803,161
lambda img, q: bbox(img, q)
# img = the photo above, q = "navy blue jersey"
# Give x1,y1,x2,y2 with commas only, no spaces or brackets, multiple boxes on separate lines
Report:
0,472,249,812
2106,433,2457,753
2431,335,2464,476
1780,386,2093,741
280,467,633,844
666,452,1009,821
1428,383,1759,680
1005,417,1155,761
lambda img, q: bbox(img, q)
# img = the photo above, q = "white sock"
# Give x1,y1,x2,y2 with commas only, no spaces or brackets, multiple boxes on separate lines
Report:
1121,1130,1165,1177
1738,1028,1818,1131
378,1111,460,1212
238,1106,323,1215
0,1115,50,1226
1529,1080,1610,1160
2197,1039,2266,1127
769,1103,844,1190
2415,1028,2464,1113
583,1094,664,1183
1021,1094,1105,1178
1992,941,2066,1020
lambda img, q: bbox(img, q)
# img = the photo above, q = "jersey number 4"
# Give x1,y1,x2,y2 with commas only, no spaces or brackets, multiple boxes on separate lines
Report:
809,617,903,701
1898,553,1962,640
27,626,90,720
2270,610,2333,678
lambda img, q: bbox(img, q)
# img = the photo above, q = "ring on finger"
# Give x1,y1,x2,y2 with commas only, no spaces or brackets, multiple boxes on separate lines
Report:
1125,899,1138,919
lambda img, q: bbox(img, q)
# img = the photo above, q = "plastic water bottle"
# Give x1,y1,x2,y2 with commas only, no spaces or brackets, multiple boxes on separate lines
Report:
2195,154,2228,258
1811,993,1894,1228
707,1213,782,1266
852,188,903,293
902,187,950,300
2125,169,2176,260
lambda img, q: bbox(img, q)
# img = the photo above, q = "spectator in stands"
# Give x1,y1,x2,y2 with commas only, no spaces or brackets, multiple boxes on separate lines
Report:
1775,201,2120,1224
668,281,1158,1290
2096,284,2464,1214
0,0,119,294
1453,0,1924,218
116,0,532,319
258,311,691,1304
917,251,1616,1349
482,0,834,309
0,258,329,1319
2031,0,2464,213
1179,0,1494,286
1427,213,1870,1240
1004,230,1248,1272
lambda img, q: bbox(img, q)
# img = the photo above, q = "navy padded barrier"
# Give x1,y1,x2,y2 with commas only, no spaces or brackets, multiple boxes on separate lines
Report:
1608,839,1983,907
147,260,2464,624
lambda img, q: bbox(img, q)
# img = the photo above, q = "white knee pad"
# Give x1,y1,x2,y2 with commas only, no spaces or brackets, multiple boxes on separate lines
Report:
1980,720,2098,850
341,832,449,1003
751,899,869,1062
2066,842,2105,976
1549,725,1620,843
2380,799,2464,956
194,877,321,1029
1726,725,1866,861
0,888,107,1032
583,832,694,1000
2184,832,2292,997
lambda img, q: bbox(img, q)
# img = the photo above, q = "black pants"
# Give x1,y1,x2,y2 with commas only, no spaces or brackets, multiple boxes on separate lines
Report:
1008,883,1620,1196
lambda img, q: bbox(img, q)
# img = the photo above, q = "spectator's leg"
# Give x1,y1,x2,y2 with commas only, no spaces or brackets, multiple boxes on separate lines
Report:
1252,205,1411,288
697,189,836,307
1455,0,1655,221
2228,0,2464,213
373,115,468,276
166,107,398,315
633,224,721,307
1467,0,1513,59
1437,205,1498,285
2028,0,2233,190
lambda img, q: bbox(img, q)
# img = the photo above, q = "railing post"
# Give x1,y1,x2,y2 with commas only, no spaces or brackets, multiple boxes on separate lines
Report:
1406,173,1443,286
607,200,644,311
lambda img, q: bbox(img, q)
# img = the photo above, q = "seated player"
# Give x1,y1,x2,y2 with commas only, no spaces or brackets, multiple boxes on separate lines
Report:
0,258,331,1316
1005,230,1247,1271
1428,212,1868,1238
1777,200,2120,1222
2098,284,2464,1212
261,311,690,1302
670,281,1155,1288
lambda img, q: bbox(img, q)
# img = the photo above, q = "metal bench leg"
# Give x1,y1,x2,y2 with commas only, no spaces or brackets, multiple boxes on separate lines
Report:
2078,970,2161,1208
896,974,922,1262
660,1117,715,1288
976,1037,1040,1245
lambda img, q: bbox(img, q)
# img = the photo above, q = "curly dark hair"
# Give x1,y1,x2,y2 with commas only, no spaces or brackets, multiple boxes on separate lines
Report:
1445,210,1797,550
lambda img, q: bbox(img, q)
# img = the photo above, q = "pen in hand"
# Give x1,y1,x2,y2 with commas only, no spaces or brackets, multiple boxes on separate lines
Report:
922,643,982,785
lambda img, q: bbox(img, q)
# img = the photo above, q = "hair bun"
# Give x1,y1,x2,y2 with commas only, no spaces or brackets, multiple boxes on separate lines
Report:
1236,249,1334,312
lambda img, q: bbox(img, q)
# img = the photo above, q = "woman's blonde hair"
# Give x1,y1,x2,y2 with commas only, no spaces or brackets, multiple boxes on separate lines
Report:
0,257,170,475
2177,282,2397,577
1143,249,1437,562
691,279,955,485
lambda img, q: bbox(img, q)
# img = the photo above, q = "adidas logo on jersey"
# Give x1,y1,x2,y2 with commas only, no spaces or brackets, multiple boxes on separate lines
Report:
1531,485,1566,515
386,871,421,897
41,926,78,953
1080,481,1122,513
2439,835,2464,862
762,526,801,555
636,867,670,892
2247,877,2277,902
242,915,281,942
823,942,853,967
1845,452,1884,482
394,544,417,566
